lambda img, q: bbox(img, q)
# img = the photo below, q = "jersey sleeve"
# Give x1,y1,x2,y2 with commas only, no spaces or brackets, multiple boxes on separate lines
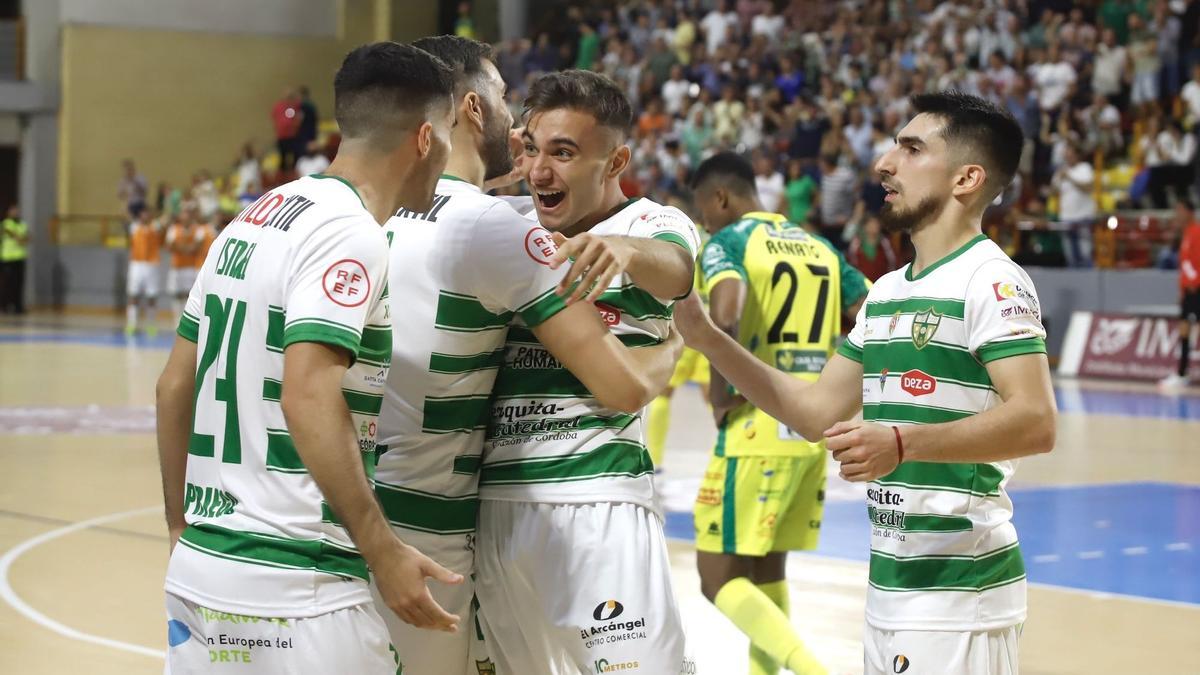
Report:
177,271,205,342
467,202,571,328
627,206,702,258
700,223,748,293
281,217,390,361
836,290,869,363
966,260,1047,363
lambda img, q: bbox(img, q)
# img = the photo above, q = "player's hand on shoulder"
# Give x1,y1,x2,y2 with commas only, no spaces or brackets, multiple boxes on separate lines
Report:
550,232,635,304
824,421,901,482
671,292,718,350
372,541,464,633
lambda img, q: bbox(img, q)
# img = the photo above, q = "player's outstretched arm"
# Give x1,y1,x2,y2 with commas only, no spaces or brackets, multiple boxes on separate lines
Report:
826,353,1057,482
532,302,684,413
550,233,694,304
674,293,863,440
156,335,198,552
706,277,749,418
280,342,464,633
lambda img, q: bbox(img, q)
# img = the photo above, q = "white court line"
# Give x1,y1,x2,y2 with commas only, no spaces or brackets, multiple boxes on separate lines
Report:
0,505,165,659
1122,546,1149,556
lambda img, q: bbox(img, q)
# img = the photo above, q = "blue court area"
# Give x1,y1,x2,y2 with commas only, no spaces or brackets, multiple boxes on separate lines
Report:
666,481,1200,605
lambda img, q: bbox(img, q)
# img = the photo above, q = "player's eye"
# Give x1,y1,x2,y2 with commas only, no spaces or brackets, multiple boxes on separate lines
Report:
555,149,572,159
524,143,537,156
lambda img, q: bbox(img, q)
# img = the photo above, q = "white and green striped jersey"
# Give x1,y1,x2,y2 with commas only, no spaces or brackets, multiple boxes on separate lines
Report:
165,174,392,618
479,198,701,512
374,176,569,543
837,234,1046,631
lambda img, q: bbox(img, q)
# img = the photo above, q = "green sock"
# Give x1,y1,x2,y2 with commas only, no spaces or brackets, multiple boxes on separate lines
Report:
749,580,792,675
714,577,826,675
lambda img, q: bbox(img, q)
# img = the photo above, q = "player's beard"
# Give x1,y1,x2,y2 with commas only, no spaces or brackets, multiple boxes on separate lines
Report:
879,193,945,234
481,100,515,181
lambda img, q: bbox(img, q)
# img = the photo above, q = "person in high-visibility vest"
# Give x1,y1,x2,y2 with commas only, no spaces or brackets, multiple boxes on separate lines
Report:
1,205,29,315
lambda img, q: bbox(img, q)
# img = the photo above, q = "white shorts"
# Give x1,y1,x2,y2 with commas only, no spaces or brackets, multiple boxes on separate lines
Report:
864,623,1021,675
163,592,397,674
474,500,689,675
168,267,198,295
128,261,160,298
370,528,477,675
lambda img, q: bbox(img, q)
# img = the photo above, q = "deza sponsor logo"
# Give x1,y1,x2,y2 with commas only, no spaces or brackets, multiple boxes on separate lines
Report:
581,600,648,649
899,369,936,397
596,303,622,327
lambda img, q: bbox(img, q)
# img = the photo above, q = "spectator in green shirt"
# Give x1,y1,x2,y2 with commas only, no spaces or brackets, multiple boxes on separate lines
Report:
575,22,599,70
784,158,818,226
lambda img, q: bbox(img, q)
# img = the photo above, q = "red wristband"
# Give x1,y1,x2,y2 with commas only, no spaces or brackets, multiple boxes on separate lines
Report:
891,425,905,464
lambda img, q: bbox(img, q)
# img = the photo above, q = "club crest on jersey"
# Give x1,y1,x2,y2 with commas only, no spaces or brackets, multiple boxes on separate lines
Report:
910,308,942,350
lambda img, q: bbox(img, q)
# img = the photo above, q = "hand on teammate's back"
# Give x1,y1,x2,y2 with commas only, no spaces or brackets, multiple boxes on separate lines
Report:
551,232,635,304
372,541,464,633
824,420,902,482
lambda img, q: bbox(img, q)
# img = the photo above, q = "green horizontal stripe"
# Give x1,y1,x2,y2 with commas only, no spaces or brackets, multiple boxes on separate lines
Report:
266,307,285,353
863,402,974,425
265,429,304,473
261,378,381,417
429,349,505,375
178,522,368,581
517,288,568,328
359,326,391,366
862,341,989,387
506,325,663,348
902,513,974,533
283,322,361,360
480,439,653,486
869,542,1025,592
865,297,966,320
435,291,512,332
375,483,478,534
423,395,490,434
177,313,200,343
877,461,1004,497
837,339,863,363
651,230,692,252
976,337,1046,363
493,366,589,399
452,454,482,475
595,285,672,320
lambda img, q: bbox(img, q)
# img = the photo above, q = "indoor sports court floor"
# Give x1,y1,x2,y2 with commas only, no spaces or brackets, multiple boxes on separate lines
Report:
1,313,1197,674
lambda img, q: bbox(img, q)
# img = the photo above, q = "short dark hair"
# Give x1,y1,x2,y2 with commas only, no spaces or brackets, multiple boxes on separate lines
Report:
411,35,495,93
910,91,1024,200
333,42,454,141
691,151,757,196
523,70,634,136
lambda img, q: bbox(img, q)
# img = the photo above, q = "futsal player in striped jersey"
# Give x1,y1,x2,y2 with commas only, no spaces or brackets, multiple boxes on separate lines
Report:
674,92,1058,675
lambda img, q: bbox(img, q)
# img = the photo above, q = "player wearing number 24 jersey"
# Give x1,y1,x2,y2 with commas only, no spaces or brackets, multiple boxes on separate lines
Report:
155,43,458,674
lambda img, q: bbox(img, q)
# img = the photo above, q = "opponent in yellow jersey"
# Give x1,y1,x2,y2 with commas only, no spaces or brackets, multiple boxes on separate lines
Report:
688,153,869,675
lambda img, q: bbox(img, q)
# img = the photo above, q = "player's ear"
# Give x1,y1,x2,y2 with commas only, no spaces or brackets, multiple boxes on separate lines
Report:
416,121,433,160
952,163,987,200
608,144,632,179
462,91,484,134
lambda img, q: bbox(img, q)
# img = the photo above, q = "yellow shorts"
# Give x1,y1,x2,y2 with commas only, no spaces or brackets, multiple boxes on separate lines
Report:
668,346,710,389
694,453,826,556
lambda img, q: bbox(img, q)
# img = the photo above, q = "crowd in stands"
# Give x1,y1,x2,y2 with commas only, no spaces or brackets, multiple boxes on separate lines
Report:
490,0,1200,272
122,1,1200,273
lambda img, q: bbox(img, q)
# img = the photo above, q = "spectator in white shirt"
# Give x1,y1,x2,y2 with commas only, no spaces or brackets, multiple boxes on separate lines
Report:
754,153,787,214
751,3,786,45
1078,92,1124,157
1035,43,1077,113
700,0,736,56
661,65,691,116
1092,29,1127,100
1052,143,1097,267
1181,64,1200,126
843,106,874,169
984,52,1018,96
1145,119,1197,208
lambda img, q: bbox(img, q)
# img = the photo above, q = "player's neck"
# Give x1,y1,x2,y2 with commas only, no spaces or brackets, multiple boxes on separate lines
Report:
323,156,403,225
443,150,485,188
565,182,634,237
909,214,983,277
